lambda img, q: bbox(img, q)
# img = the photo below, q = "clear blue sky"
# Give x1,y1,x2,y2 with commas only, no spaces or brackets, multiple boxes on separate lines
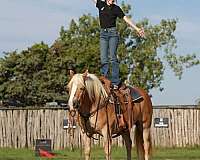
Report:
0,0,200,105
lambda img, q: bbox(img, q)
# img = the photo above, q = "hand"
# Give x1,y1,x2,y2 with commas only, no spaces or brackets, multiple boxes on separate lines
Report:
137,28,145,38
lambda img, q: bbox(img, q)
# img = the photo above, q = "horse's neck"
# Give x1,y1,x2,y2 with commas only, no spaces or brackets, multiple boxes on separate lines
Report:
82,90,106,115
82,91,93,108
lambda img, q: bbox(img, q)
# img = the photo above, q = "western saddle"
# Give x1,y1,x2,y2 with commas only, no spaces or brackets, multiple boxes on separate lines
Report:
99,76,143,132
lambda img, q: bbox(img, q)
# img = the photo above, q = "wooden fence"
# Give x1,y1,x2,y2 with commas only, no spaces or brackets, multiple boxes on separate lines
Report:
0,106,199,149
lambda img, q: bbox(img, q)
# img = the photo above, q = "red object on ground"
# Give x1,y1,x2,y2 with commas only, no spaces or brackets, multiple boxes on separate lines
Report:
39,149,55,158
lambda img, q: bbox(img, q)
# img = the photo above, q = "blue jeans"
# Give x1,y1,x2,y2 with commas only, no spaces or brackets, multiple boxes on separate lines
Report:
100,27,120,86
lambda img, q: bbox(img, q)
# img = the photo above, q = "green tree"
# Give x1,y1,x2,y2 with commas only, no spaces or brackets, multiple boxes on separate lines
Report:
0,42,69,105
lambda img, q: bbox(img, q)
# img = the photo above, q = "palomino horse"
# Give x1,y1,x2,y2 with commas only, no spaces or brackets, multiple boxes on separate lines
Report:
67,70,153,160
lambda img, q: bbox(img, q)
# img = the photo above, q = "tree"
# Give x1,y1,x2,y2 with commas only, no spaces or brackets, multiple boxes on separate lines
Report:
0,42,69,105
0,3,199,105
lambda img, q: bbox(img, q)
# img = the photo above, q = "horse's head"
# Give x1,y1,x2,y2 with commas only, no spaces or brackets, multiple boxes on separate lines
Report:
67,70,108,113
67,70,88,112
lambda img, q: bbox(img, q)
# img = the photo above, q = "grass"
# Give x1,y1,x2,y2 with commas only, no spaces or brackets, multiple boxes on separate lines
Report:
0,147,200,160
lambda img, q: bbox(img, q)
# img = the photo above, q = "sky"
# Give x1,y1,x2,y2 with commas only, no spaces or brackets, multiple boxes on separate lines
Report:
0,0,200,105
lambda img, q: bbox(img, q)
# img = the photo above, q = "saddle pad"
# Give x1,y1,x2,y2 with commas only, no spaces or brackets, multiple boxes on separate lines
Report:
128,86,143,102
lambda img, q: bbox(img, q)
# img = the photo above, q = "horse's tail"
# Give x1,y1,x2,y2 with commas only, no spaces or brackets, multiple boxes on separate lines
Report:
135,120,152,160
134,87,153,159
135,122,145,160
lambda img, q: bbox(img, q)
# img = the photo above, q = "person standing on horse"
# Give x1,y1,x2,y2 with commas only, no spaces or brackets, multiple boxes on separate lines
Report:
91,0,145,89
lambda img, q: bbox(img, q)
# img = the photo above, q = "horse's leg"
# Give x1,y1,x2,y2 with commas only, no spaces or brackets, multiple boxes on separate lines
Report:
102,126,112,160
135,122,145,160
143,127,152,160
81,132,91,160
121,130,132,160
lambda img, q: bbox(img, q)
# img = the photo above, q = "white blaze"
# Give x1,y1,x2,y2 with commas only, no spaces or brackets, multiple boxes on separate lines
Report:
68,83,77,110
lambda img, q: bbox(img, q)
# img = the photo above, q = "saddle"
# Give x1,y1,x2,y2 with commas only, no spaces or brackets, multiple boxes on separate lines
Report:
99,76,143,131
99,76,143,102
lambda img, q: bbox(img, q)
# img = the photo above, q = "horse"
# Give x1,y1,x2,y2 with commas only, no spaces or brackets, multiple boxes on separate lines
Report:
67,70,153,160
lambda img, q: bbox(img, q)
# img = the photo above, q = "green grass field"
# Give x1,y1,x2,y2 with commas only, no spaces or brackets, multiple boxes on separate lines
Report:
0,147,200,160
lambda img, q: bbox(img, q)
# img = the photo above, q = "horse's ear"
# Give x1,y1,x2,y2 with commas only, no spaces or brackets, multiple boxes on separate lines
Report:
69,69,75,78
82,69,89,80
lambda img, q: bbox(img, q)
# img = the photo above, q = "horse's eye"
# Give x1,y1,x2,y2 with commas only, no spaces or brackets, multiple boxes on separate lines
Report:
80,87,85,90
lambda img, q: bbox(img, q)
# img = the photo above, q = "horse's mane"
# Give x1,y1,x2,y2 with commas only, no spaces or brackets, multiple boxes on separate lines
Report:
85,74,108,101
69,73,108,102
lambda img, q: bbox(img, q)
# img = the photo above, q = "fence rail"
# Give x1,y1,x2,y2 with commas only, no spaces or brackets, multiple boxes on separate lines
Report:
0,106,199,149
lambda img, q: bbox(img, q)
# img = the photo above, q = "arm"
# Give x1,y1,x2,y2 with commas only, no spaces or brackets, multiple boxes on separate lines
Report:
123,16,145,37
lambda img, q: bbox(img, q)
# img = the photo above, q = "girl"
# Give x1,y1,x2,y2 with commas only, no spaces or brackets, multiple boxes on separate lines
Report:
92,0,145,89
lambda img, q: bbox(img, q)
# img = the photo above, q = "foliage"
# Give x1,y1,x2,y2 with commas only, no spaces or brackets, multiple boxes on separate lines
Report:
0,3,199,105
0,42,69,105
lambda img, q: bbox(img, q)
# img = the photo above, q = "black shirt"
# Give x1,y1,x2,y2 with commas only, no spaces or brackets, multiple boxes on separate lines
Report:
96,0,125,29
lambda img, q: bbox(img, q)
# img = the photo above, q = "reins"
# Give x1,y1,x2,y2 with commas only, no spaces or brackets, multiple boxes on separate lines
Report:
79,92,112,118
77,88,112,140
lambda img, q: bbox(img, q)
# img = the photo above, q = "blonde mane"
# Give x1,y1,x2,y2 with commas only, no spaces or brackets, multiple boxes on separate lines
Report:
67,74,85,89
68,73,108,102
85,74,108,102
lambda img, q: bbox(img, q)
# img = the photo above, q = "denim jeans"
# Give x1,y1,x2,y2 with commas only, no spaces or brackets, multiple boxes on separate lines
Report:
100,27,120,86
